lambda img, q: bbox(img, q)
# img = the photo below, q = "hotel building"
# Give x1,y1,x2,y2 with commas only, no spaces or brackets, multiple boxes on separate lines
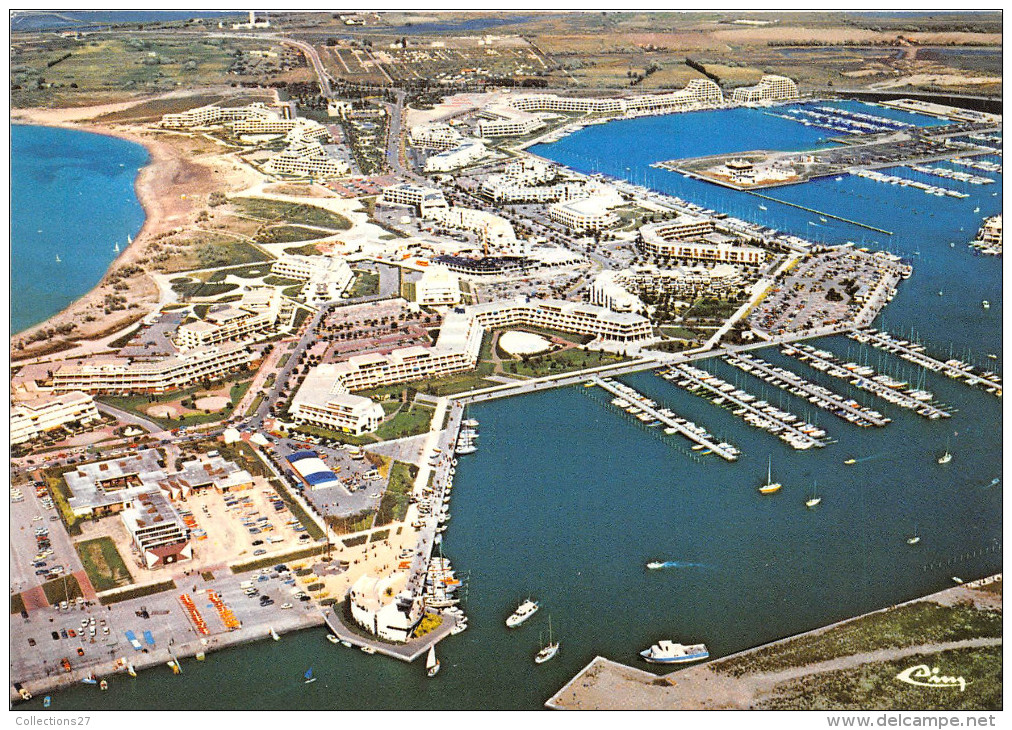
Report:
52,342,256,395
380,183,449,215
160,103,274,129
548,195,621,232
730,75,799,104
289,369,386,435
409,123,464,150
424,140,489,172
11,391,101,445
176,297,279,351
423,206,518,248
591,265,744,313
639,218,767,265
264,138,349,178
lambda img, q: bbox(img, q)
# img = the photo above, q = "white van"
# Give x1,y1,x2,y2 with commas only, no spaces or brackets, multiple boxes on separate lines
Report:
240,580,255,590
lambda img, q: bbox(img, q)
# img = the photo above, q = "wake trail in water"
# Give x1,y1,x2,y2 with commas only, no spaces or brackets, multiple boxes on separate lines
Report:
650,561,710,570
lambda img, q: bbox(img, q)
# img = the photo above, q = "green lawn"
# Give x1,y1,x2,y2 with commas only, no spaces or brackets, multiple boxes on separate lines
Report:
98,374,254,430
10,594,26,615
170,280,240,299
375,461,418,526
204,263,272,282
284,243,323,256
43,467,83,535
256,225,334,244
231,198,352,230
501,348,627,378
348,270,380,298
75,537,133,592
41,575,83,606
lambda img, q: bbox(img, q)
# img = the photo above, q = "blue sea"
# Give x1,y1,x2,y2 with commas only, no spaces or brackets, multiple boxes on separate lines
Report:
20,102,1002,710
10,124,148,334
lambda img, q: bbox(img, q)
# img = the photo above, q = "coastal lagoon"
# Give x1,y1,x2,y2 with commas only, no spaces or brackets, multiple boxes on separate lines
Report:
11,124,148,334
29,103,1001,710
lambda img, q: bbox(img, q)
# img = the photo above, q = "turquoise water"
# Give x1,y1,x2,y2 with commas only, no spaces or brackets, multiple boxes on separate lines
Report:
11,124,148,334
25,103,1002,710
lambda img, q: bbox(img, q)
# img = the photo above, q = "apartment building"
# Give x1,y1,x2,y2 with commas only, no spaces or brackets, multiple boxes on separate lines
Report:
731,75,799,104
10,391,100,445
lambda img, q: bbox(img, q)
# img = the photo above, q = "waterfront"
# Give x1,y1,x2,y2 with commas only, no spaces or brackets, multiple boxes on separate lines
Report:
11,124,148,334
18,102,1001,710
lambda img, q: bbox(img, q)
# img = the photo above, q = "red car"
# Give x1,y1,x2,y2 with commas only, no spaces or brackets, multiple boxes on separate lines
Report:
77,647,85,657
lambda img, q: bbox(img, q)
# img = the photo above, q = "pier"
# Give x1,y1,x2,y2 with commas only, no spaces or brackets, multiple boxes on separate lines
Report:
907,164,993,185
587,376,740,461
849,329,1002,398
662,364,829,450
780,344,952,419
321,605,458,663
723,351,891,428
744,190,894,235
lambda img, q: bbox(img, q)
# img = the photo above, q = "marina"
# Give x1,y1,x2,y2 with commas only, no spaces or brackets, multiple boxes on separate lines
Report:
780,344,952,419
588,376,740,461
662,363,829,450
851,168,970,198
723,351,891,428
848,329,1002,397
906,164,993,185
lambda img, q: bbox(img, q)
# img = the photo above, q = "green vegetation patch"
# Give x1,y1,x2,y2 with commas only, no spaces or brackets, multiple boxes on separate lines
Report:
170,280,239,299
42,575,83,606
412,612,443,639
284,243,324,256
348,270,380,298
98,580,176,605
43,467,83,536
231,198,352,230
11,594,26,615
342,534,368,548
718,601,1004,678
760,646,1002,711
256,225,333,244
196,240,272,268
75,537,133,592
501,348,627,378
376,461,417,526
205,263,270,282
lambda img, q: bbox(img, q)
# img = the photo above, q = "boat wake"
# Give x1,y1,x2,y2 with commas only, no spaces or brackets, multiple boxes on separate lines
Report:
648,560,709,570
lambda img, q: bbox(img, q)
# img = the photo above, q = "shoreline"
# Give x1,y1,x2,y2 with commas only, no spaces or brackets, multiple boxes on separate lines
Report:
10,102,259,360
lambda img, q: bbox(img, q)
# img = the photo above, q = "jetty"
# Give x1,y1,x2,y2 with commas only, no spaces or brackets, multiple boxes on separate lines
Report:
744,190,894,235
780,344,952,419
723,352,891,428
907,164,993,185
662,364,829,450
849,329,1002,398
588,376,740,461
321,606,458,663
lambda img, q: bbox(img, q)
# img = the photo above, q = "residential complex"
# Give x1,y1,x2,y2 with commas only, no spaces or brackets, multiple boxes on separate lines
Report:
10,391,101,445
271,254,355,302
176,295,281,350
409,122,464,150
591,265,745,314
121,491,192,569
730,75,800,104
380,183,449,215
289,368,387,435
51,342,256,395
548,195,622,232
639,217,767,264
424,139,490,172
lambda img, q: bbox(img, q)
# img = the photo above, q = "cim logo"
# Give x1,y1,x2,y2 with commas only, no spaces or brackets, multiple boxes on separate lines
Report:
895,664,967,692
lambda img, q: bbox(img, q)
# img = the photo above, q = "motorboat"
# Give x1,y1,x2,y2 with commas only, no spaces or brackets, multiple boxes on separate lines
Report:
506,599,539,628
326,634,340,644
640,640,709,664
646,561,666,570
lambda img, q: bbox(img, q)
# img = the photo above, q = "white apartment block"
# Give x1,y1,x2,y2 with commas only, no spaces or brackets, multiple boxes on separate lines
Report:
271,255,355,303
51,342,256,395
503,158,557,184
409,123,464,150
290,372,385,435
423,206,518,247
176,302,278,351
11,391,101,445
424,140,489,172
640,218,766,264
413,265,462,306
481,176,587,204
264,139,349,178
731,75,799,104
380,183,448,215
160,103,274,129
548,195,621,232
591,265,744,314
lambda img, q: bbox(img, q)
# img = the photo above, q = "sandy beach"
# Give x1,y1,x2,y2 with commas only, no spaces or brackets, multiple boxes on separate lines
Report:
11,99,262,361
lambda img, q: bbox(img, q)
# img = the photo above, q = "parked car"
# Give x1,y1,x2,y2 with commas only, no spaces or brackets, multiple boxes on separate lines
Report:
253,549,266,556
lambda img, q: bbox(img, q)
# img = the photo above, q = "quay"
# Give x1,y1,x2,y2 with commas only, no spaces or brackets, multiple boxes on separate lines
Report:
662,363,829,450
723,351,891,428
744,190,894,235
781,343,952,419
587,375,740,461
320,605,458,663
849,329,1002,398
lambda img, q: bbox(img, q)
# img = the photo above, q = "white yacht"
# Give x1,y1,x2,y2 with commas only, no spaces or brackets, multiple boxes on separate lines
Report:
640,640,709,664
534,616,559,665
506,599,539,628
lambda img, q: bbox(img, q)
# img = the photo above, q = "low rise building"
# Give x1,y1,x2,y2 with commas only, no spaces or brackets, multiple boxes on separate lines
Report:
591,265,745,313
10,391,100,445
548,195,621,232
176,297,279,350
424,140,489,172
409,123,464,150
639,218,766,265
121,491,192,569
423,206,517,248
406,265,462,306
264,138,349,179
161,102,274,129
348,572,424,643
380,183,449,215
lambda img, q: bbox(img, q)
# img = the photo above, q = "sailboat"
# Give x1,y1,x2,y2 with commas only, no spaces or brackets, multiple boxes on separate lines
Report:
758,204,768,211
805,481,822,508
304,667,316,684
982,300,990,309
426,646,440,678
907,525,921,545
535,616,559,664
114,241,120,253
938,437,953,465
974,206,980,213
127,662,137,677
759,456,782,494
55,254,61,263
270,627,280,641
819,216,828,223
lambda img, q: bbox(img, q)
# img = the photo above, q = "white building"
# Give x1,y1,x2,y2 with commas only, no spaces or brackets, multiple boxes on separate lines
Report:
423,206,518,248
176,295,280,350
731,75,799,104
11,391,100,445
412,265,462,306
271,255,355,303
264,138,349,178
380,183,448,215
348,572,423,643
160,102,274,129
640,218,767,265
424,140,489,172
548,195,622,232
121,491,192,569
52,342,256,395
591,265,745,313
409,123,464,150
290,368,386,434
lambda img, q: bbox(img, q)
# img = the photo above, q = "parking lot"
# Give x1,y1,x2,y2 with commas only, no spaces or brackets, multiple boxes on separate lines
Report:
10,478,81,600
